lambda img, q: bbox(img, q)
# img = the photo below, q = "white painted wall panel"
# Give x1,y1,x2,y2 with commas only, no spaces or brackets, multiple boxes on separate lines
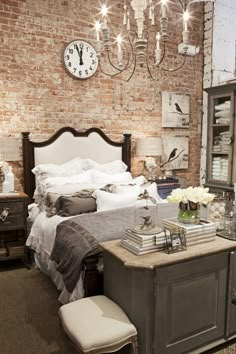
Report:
212,0,236,85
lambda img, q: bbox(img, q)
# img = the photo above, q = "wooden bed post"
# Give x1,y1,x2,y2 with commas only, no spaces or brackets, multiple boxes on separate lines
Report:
123,133,132,172
22,132,35,203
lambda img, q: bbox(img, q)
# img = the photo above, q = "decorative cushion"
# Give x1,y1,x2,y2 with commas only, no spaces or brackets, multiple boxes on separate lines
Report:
59,295,137,353
55,195,97,216
93,160,127,174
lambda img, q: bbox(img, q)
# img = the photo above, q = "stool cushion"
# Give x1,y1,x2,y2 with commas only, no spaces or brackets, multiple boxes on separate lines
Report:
59,295,137,353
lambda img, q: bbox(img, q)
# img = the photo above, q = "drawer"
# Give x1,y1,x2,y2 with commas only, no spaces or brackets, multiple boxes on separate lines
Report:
0,214,25,229
0,201,25,229
0,201,24,214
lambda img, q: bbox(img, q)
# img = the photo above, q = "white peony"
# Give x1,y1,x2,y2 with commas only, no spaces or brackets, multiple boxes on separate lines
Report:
167,186,215,205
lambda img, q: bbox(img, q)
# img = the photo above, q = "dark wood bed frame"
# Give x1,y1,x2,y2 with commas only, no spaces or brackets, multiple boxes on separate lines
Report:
22,126,132,297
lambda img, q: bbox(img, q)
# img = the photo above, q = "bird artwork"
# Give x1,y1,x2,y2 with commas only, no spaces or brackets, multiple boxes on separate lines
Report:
160,148,185,169
175,102,183,115
167,148,178,162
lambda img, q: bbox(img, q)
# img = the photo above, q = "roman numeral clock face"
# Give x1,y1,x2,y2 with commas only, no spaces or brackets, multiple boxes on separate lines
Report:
63,40,98,79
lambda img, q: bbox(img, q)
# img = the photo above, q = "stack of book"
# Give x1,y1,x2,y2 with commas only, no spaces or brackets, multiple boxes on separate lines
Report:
161,217,216,246
121,227,167,255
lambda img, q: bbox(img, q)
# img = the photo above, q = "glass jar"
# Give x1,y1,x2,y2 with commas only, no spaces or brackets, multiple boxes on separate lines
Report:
133,189,160,234
223,212,233,238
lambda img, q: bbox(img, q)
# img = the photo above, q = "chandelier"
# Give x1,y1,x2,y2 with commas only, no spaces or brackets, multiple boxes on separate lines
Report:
94,0,214,81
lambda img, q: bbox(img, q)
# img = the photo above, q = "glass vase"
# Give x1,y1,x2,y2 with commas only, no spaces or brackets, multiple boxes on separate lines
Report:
178,201,200,225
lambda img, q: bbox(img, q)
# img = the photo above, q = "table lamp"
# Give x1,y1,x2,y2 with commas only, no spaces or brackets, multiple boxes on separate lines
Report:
136,137,162,181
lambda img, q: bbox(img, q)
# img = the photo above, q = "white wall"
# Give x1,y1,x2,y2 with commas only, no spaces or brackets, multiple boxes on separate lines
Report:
212,0,236,85
201,0,236,185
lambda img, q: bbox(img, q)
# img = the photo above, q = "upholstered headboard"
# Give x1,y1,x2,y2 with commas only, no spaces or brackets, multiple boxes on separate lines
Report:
22,127,131,202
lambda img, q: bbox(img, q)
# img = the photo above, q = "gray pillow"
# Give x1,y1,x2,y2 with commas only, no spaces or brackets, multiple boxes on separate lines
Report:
55,195,97,216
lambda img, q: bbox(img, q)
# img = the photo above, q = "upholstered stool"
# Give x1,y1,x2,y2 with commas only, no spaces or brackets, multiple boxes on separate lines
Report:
59,295,138,354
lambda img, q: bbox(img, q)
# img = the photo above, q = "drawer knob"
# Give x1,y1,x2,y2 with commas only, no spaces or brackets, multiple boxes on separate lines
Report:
0,207,9,222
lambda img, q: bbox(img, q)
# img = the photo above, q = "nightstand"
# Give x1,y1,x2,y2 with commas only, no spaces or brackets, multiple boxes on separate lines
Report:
155,179,180,199
0,192,28,264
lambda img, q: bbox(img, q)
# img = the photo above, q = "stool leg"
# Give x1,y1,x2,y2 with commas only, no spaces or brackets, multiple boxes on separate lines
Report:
131,336,139,354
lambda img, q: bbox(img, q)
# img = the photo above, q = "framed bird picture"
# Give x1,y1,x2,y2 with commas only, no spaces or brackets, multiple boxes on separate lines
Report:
161,136,189,170
162,92,190,128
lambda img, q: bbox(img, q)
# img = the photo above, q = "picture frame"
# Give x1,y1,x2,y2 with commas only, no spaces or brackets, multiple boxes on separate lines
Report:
161,135,189,170
162,91,190,128
164,230,187,254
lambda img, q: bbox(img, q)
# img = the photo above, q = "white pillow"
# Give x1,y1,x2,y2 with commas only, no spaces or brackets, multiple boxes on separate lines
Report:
132,175,147,185
93,189,138,211
94,160,127,174
114,184,141,195
90,170,133,185
32,157,87,178
41,170,92,188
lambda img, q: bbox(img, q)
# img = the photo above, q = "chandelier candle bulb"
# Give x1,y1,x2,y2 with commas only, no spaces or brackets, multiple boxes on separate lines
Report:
126,10,130,30
123,3,127,25
151,6,155,25
161,1,167,18
95,21,100,42
183,10,189,32
149,0,152,20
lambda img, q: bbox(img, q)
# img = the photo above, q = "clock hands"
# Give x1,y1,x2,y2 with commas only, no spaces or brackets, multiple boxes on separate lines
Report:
75,44,84,66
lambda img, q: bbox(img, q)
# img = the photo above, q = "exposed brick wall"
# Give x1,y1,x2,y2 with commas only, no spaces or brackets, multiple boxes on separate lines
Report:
0,0,204,191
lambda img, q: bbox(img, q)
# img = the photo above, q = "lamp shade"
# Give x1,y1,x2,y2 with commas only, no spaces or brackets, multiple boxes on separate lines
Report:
0,138,20,161
136,137,162,157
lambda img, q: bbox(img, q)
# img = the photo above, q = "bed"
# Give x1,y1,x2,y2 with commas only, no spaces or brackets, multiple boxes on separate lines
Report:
22,127,177,304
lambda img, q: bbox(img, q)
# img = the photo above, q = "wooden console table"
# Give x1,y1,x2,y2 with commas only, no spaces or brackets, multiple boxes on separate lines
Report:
101,237,236,354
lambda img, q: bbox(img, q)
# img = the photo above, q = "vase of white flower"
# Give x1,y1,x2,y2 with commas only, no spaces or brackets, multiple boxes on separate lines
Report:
178,201,200,224
167,186,215,225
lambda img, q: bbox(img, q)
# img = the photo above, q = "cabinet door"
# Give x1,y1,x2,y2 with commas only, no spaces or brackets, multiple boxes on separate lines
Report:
154,253,228,354
226,251,236,337
206,91,234,187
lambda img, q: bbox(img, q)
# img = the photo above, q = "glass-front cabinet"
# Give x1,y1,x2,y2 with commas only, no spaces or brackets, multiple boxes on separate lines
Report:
205,83,236,192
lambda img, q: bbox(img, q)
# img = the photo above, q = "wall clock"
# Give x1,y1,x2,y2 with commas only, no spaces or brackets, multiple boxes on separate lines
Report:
63,39,98,79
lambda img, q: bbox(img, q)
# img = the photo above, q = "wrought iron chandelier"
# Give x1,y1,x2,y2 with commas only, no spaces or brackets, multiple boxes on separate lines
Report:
94,0,214,81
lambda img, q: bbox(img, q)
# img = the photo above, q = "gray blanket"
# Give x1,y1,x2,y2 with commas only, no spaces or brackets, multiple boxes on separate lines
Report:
50,206,138,293
49,203,179,293
50,220,102,293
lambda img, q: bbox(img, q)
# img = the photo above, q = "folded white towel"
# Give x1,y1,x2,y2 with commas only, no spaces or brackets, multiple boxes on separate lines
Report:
215,101,231,110
215,110,230,118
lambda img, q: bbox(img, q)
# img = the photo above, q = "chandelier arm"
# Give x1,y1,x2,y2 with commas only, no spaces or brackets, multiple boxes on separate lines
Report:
105,36,134,73
159,53,187,72
187,0,213,11
98,59,122,78
126,54,137,82
146,42,167,80
107,50,124,72
176,0,186,10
